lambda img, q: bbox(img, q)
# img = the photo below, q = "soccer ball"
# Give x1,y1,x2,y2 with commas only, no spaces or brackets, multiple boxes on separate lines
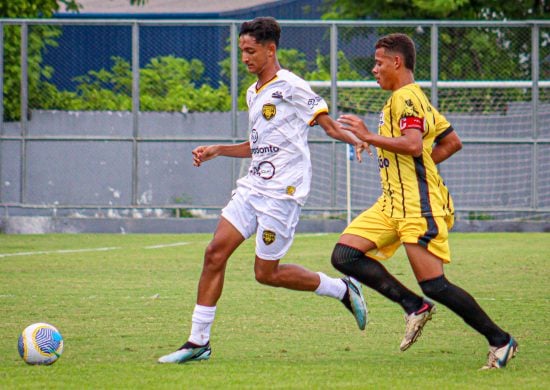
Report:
18,323,64,365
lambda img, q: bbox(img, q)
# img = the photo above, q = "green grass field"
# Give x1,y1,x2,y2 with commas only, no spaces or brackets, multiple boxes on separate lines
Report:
0,232,548,389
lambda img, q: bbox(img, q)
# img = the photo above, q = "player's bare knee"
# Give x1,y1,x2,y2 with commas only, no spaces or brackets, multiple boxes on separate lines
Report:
254,268,279,287
202,245,228,273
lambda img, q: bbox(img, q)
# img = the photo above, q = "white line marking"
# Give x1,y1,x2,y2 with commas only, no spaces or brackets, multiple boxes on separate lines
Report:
296,233,329,237
0,247,120,258
143,242,190,249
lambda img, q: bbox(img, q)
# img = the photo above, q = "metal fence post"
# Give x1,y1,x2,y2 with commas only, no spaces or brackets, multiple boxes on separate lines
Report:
20,22,28,204
132,22,140,206
230,22,239,188
531,23,540,210
430,24,439,108
0,22,3,203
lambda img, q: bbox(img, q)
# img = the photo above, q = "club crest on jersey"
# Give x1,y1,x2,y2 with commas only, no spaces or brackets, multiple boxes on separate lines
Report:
286,186,296,196
262,230,276,245
262,103,276,120
403,99,419,117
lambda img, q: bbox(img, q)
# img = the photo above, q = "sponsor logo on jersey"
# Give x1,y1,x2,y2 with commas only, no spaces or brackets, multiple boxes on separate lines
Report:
262,230,276,245
378,111,384,126
272,91,283,99
250,161,275,180
286,186,296,196
262,103,276,120
378,157,390,169
251,129,258,143
307,96,323,109
251,145,280,155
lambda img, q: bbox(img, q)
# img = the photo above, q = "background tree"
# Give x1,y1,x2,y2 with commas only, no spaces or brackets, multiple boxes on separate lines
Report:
321,0,549,20
0,0,147,121
321,0,550,113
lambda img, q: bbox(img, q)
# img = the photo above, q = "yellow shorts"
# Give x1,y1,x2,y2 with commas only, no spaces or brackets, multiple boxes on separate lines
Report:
343,201,454,263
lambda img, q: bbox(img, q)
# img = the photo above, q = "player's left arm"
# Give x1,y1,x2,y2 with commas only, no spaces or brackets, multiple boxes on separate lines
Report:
431,128,462,164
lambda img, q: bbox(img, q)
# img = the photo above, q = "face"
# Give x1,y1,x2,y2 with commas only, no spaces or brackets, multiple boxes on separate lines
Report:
239,34,273,75
372,47,399,91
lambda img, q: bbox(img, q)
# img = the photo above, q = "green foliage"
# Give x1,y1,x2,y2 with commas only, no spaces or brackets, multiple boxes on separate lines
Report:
321,0,550,20
2,24,63,121
35,55,231,112
0,0,149,120
321,1,549,113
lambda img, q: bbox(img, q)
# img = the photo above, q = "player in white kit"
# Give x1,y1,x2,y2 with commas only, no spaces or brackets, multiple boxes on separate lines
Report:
158,16,369,364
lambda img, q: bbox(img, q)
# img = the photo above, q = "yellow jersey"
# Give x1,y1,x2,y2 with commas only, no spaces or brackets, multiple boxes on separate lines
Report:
376,83,454,218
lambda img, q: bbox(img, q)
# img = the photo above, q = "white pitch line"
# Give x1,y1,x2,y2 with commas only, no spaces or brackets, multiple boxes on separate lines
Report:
0,247,120,258
297,233,329,237
143,242,190,249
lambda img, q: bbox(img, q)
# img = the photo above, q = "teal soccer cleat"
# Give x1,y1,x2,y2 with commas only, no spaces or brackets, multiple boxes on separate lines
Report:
158,341,211,364
341,277,368,330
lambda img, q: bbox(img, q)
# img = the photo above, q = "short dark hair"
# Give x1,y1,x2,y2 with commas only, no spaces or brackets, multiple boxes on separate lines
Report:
239,16,281,47
375,33,416,72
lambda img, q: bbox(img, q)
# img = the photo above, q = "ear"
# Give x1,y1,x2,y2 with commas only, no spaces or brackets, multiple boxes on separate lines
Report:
394,55,402,69
267,42,277,57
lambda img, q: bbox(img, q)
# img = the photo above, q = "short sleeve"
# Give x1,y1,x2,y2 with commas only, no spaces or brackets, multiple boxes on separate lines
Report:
289,82,329,126
432,106,453,142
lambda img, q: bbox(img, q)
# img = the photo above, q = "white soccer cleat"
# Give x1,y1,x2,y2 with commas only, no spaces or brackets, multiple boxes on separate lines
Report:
481,337,518,370
400,301,435,351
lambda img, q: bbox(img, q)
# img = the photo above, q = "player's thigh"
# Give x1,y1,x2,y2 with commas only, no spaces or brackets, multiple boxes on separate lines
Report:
398,216,451,281
207,217,247,261
253,196,301,261
341,204,400,260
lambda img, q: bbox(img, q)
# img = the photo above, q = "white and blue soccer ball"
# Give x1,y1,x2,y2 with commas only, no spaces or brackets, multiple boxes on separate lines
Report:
18,323,64,365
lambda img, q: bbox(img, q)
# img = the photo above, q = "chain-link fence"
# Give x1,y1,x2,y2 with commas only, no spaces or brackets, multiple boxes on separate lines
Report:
1,19,549,224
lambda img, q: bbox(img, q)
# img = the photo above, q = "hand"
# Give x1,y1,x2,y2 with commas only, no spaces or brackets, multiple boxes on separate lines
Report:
192,145,217,167
338,114,372,143
355,142,373,162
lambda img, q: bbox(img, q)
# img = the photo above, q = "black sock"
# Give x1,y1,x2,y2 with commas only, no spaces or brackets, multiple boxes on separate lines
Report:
420,275,510,347
332,243,424,314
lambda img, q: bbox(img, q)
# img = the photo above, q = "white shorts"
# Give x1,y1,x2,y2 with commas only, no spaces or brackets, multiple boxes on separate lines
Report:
221,186,301,260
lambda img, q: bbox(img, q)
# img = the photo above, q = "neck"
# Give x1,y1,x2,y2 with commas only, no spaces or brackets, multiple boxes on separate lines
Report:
257,62,281,89
392,71,415,91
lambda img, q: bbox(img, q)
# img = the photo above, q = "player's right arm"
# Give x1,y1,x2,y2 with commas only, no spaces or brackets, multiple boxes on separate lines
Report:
431,130,462,164
192,141,251,167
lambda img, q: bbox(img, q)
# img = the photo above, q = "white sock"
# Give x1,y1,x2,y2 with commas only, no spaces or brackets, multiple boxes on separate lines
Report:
314,272,347,300
188,304,216,346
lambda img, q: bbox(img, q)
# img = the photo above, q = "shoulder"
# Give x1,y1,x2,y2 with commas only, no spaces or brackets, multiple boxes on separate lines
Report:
393,83,423,101
276,69,310,89
391,84,428,114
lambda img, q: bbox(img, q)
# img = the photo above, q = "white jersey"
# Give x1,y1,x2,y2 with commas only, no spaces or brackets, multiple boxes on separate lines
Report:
236,69,328,206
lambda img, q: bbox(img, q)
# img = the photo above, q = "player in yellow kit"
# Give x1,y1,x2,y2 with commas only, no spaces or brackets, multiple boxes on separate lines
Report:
332,33,517,369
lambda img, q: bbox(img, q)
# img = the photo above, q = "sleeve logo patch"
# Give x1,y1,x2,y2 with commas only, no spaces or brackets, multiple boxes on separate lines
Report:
307,96,323,109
